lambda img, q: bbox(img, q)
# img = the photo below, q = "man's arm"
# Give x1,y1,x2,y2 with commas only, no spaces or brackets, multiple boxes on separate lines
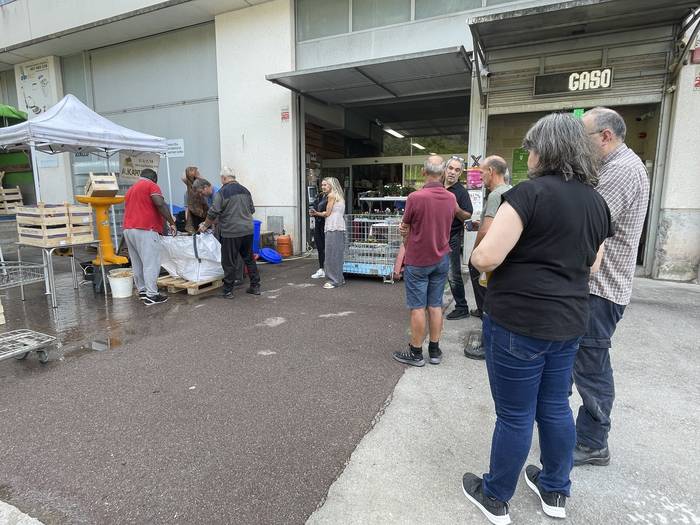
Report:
454,187,473,221
471,203,524,272
473,216,494,249
151,194,176,234
199,191,223,231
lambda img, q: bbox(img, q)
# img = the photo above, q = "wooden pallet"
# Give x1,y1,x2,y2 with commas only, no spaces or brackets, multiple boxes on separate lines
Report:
16,203,94,248
157,275,224,296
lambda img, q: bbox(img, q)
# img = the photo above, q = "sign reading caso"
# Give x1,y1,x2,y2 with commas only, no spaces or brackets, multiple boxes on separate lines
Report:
534,68,613,96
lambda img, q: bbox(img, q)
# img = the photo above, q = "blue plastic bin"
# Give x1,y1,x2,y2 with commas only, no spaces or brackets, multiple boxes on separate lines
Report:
253,219,262,254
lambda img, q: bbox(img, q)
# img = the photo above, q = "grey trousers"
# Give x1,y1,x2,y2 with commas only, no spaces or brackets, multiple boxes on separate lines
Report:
324,230,345,286
123,228,161,296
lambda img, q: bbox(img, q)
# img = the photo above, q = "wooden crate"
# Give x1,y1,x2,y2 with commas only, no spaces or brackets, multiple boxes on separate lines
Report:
84,172,119,197
0,186,23,215
16,203,94,248
157,275,223,296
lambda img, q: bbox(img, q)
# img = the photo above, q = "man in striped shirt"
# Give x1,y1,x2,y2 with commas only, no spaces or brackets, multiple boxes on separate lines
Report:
573,107,650,466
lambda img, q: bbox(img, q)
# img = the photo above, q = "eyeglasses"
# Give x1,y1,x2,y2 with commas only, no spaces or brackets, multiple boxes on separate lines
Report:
450,155,465,162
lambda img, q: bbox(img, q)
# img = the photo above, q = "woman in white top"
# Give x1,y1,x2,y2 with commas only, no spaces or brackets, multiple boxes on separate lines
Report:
310,177,346,288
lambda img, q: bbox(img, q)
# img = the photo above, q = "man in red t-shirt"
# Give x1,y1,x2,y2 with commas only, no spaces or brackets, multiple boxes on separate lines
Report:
123,168,176,305
393,155,457,367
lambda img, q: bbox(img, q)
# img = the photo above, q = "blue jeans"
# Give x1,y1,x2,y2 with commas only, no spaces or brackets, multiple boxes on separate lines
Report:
447,233,468,310
573,294,626,449
482,315,581,502
404,255,449,309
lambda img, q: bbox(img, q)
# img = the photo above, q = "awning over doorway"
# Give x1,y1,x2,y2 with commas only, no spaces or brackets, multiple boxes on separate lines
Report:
266,47,471,107
469,0,698,54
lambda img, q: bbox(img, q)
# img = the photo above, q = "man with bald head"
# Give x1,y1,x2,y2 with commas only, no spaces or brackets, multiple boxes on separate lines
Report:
464,155,511,359
573,107,649,467
394,155,457,368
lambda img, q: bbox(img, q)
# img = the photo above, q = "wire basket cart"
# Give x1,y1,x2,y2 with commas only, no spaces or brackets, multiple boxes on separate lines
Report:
0,261,46,300
0,329,56,364
344,214,403,283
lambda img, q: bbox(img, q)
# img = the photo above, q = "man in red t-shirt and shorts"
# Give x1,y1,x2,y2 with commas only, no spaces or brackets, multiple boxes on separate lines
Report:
393,155,457,367
123,168,176,305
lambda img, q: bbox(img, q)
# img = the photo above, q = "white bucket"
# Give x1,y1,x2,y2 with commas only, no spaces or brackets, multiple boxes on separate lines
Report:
108,269,134,298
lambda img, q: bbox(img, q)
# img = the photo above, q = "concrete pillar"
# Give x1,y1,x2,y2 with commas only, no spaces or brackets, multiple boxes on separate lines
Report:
214,0,301,252
652,63,700,281
14,56,73,204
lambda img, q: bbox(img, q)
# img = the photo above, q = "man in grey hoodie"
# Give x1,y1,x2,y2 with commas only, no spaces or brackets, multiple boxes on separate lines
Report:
198,167,260,298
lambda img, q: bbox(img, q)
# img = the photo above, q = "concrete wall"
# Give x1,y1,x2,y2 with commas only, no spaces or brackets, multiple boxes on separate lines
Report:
653,64,700,282
215,0,300,248
0,0,165,49
296,13,473,69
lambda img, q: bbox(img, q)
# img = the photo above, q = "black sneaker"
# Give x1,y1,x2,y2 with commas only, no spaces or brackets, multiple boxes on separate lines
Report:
573,444,610,466
143,294,168,306
428,347,442,365
221,289,234,299
137,291,147,300
470,308,483,319
462,473,511,525
464,345,485,360
392,348,425,367
524,465,566,518
446,308,470,320
246,286,261,296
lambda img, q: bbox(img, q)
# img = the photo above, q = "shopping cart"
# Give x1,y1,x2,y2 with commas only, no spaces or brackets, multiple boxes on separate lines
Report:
0,329,56,364
344,214,403,283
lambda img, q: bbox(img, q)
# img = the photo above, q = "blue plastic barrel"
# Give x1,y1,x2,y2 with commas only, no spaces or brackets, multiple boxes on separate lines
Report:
253,219,262,254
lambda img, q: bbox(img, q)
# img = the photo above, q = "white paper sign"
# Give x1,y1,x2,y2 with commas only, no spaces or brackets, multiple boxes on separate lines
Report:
166,139,185,158
468,189,483,220
119,152,160,181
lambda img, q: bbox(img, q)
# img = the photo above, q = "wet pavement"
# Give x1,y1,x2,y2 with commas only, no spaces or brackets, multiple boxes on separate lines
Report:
0,258,408,524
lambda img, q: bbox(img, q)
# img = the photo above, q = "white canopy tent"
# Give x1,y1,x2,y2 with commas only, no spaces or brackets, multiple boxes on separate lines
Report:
0,94,174,213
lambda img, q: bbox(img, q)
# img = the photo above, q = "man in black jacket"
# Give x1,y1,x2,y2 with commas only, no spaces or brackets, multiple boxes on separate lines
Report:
199,167,260,298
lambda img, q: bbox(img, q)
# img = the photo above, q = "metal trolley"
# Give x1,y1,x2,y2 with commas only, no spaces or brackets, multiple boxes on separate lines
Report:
0,329,56,364
1,260,46,299
343,214,403,283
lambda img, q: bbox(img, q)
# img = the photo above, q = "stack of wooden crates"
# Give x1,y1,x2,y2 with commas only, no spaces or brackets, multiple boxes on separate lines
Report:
0,171,24,215
16,203,94,248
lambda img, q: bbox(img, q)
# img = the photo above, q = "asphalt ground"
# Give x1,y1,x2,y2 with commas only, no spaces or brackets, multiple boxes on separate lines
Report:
0,258,408,524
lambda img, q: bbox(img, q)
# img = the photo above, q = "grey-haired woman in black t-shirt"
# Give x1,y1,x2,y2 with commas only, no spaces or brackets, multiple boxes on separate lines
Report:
461,113,613,524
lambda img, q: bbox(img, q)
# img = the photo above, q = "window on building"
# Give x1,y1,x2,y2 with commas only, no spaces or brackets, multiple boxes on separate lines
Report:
352,0,411,32
296,0,350,41
415,0,482,19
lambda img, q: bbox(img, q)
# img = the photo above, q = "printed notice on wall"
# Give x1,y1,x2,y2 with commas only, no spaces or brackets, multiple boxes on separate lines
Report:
166,139,185,158
119,152,160,181
511,148,529,186
16,57,53,117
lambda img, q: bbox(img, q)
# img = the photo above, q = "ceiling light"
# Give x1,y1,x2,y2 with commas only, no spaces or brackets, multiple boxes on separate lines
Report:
384,128,404,138
411,143,425,150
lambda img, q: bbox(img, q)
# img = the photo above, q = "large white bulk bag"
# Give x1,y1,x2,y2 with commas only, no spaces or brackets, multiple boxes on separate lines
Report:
160,232,224,282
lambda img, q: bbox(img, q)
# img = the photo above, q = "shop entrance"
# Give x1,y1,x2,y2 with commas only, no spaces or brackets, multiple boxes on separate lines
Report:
487,103,660,265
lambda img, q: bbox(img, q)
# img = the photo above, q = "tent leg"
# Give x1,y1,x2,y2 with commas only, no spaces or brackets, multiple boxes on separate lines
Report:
29,144,41,203
165,154,174,215
104,154,118,249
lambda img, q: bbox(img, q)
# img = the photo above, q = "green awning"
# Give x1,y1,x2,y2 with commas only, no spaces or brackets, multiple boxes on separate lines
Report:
0,104,27,121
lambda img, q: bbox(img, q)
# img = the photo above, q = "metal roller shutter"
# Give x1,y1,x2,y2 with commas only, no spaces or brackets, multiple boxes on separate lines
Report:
487,45,670,114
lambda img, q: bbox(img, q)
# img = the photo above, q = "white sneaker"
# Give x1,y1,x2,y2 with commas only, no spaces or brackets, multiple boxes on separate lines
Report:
311,269,325,279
